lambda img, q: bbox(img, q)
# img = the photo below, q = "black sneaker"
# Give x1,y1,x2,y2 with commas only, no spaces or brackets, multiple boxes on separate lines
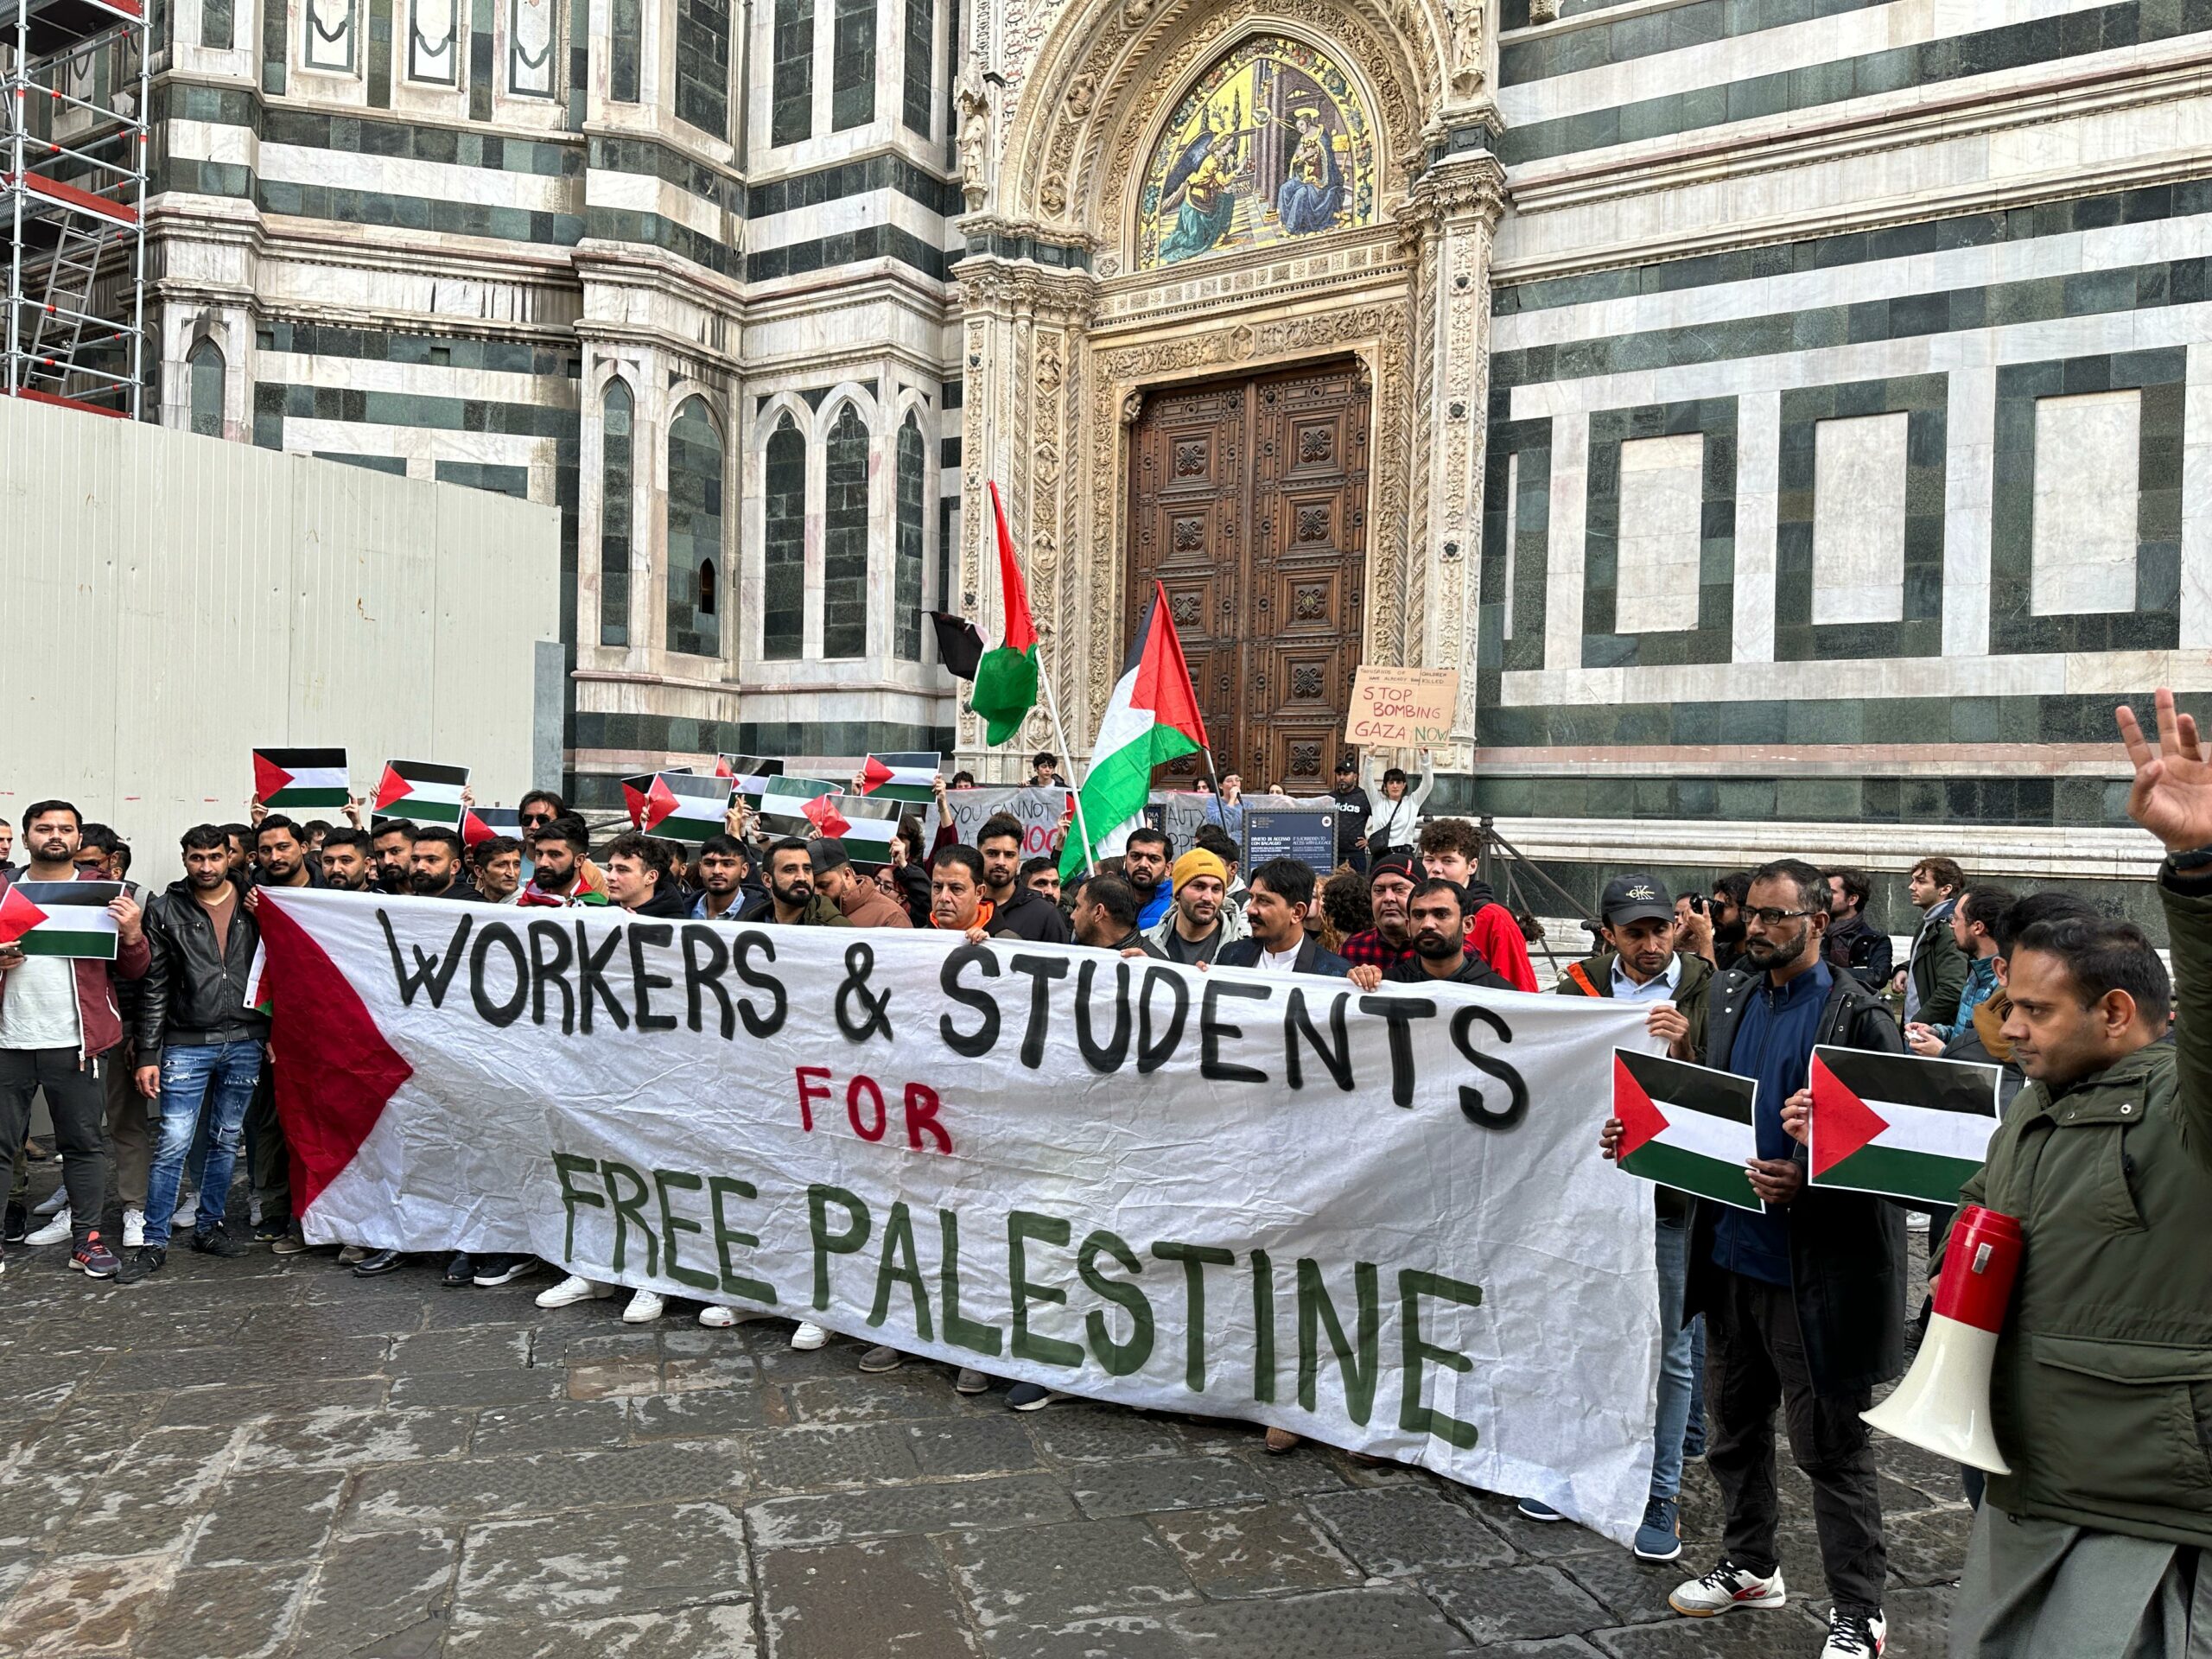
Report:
3,1199,24,1243
190,1225,247,1258
353,1248,404,1276
441,1251,474,1287
70,1234,121,1279
115,1245,168,1284
252,1216,292,1243
470,1255,537,1287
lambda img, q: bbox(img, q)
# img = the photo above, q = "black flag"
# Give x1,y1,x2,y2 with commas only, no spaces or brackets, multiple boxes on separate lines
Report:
931,611,985,680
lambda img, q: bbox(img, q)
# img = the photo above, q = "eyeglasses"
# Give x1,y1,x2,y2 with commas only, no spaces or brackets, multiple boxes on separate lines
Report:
1746,906,1812,927
519,812,555,827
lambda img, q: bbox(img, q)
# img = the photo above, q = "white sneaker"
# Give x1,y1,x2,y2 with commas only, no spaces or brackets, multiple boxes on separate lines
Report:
790,1321,829,1351
621,1290,664,1325
1669,1560,1786,1618
535,1274,614,1309
172,1191,199,1230
122,1208,145,1249
1821,1607,1885,1657
31,1186,67,1217
697,1306,771,1328
25,1207,73,1247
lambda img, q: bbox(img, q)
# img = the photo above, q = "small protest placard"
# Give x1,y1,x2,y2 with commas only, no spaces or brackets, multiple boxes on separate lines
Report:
1808,1047,2002,1205
1344,666,1461,747
1612,1050,1764,1213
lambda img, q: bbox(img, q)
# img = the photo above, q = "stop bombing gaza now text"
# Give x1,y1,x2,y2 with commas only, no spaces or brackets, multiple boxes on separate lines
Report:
374,906,1528,1446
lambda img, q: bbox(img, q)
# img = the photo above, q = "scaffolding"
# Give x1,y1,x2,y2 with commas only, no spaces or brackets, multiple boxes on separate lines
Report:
1,0,147,419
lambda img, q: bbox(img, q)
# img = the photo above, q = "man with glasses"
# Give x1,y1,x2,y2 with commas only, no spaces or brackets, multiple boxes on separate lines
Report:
1613,860,1905,1659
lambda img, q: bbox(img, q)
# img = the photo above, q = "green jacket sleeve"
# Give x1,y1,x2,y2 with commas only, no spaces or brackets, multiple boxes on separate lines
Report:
1920,924,1970,1026
2158,871,2212,1176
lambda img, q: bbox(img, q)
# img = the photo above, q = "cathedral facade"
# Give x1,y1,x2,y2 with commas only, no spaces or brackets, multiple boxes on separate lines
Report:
146,0,2212,917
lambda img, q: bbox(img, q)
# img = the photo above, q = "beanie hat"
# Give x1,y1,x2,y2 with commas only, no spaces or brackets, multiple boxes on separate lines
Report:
1172,849,1229,892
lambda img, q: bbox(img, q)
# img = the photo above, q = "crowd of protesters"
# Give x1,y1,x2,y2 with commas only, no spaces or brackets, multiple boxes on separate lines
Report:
4,697,2208,1659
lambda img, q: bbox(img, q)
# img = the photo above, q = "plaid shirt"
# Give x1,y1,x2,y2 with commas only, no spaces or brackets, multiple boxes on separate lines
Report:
1338,929,1414,969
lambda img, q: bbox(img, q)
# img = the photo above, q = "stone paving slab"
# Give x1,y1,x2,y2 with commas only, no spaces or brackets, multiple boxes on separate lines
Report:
0,1173,1974,1656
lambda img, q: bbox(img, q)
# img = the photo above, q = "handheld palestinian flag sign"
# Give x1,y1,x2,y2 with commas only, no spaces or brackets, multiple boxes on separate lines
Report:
716,755,783,808
373,760,469,827
620,768,696,828
758,776,842,840
1808,1047,2002,1205
801,792,852,838
830,795,903,867
630,772,730,846
461,806,521,849
1612,1049,1764,1213
0,880,124,961
253,747,349,810
859,753,940,806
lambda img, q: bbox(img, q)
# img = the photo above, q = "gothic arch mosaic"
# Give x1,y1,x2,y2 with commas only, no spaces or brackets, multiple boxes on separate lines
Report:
1135,35,1377,270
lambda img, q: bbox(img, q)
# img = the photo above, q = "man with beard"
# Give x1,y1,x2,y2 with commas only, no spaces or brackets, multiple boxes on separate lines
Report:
810,839,909,927
975,815,1070,943
243,817,322,1254
118,825,268,1282
1076,873,1165,957
762,838,849,928
317,828,378,893
1338,853,1419,971
1346,880,1512,993
1679,870,1752,970
1119,826,1174,930
1417,817,1536,990
1330,755,1372,871
470,836,524,904
408,828,480,902
1144,848,1245,964
371,818,418,893
516,816,607,907
1605,860,1904,1659
690,833,763,921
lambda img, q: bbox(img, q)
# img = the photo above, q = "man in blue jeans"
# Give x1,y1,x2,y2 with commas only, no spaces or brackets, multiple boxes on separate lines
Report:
118,824,269,1283
1540,874,1713,1560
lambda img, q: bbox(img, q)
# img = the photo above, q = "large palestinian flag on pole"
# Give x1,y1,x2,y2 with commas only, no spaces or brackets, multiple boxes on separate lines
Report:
253,747,349,810
1059,580,1211,879
373,760,469,826
627,772,729,845
1808,1046,2002,1205
1611,1049,1764,1213
969,482,1039,747
0,880,124,960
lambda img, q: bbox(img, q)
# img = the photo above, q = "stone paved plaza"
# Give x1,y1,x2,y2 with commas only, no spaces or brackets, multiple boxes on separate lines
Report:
0,1190,1973,1659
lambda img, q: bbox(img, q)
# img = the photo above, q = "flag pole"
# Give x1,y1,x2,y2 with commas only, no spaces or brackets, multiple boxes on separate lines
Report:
1034,634,1098,876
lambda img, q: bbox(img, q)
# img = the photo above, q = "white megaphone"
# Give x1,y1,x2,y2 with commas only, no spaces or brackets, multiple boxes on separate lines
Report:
1862,1204,2022,1474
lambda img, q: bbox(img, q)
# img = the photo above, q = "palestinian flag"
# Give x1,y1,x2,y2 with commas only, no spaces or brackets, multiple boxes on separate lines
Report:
931,612,985,681
1059,580,1210,879
1612,1049,1764,1214
860,753,939,805
828,794,901,867
629,772,729,845
1808,1046,2002,1205
620,767,696,827
254,747,349,810
758,776,842,840
373,760,469,827
969,482,1039,747
461,806,521,849
0,880,123,961
802,792,852,837
716,755,782,808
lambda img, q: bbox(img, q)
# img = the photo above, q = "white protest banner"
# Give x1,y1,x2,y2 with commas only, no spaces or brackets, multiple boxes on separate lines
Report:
1346,665,1462,747
255,889,1663,1544
936,785,1070,859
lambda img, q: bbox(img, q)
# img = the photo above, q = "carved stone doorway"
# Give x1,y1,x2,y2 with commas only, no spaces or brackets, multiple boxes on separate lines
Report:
1123,358,1370,791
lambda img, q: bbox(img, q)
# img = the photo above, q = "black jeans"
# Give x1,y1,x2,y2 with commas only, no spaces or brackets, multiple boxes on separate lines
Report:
0,1047,108,1247
1707,1266,1888,1611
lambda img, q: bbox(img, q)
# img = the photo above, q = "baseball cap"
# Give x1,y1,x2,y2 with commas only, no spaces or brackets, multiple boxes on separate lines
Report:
1601,873,1673,927
808,838,853,874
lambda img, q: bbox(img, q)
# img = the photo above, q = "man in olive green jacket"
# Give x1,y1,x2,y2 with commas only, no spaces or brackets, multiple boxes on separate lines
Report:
1948,691,2212,1658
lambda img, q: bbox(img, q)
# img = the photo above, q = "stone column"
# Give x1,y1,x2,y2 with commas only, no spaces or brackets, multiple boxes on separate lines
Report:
1400,156,1506,768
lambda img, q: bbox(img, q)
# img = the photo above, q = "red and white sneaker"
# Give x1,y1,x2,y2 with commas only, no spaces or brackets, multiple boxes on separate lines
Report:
1821,1606,1885,1656
1668,1559,1785,1618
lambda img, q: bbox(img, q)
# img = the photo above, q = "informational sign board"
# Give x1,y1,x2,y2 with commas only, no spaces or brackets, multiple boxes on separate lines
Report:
1345,666,1462,747
1243,804,1339,873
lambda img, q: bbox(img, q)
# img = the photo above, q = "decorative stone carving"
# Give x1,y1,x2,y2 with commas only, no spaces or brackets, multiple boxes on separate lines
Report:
1447,2,1484,97
957,64,994,213
1528,0,1560,21
1039,172,1069,217
1065,72,1098,118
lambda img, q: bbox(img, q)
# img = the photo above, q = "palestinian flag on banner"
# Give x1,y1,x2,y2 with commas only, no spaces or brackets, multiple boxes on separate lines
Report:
716,755,784,807
758,776,842,840
374,760,469,827
631,772,730,845
1612,1048,1764,1214
859,753,939,805
1808,1046,2002,1205
1059,580,1211,879
0,880,123,961
828,794,901,867
969,482,1039,747
253,747,349,810
461,806,521,849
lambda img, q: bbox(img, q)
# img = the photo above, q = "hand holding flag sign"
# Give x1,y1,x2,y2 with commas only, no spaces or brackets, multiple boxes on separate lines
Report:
858,754,940,805
630,772,731,845
1611,1049,1764,1213
374,760,470,827
0,880,125,961
801,791,852,838
1807,1047,2002,1205
461,806,521,849
254,748,349,810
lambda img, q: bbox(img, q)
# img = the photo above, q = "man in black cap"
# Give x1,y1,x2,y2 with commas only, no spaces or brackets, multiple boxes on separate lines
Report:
1543,870,1716,1558
1330,755,1373,871
810,839,911,928
1337,852,1421,971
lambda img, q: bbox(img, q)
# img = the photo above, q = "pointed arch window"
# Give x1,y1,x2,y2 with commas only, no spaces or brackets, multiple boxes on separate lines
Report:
188,338,225,438
666,397,724,658
895,412,925,660
763,412,805,659
823,404,869,658
599,379,633,646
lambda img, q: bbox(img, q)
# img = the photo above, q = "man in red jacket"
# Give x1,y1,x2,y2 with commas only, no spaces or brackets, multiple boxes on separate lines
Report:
1418,817,1536,991
0,799,148,1278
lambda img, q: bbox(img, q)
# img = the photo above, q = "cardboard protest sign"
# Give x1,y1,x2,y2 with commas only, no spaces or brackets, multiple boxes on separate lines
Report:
1808,1047,2001,1205
1344,667,1461,747
256,889,1667,1546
